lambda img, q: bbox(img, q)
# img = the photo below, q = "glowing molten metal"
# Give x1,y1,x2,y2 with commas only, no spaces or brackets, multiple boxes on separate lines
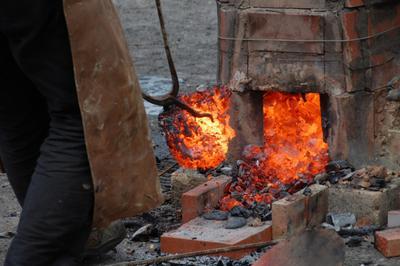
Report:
159,86,235,169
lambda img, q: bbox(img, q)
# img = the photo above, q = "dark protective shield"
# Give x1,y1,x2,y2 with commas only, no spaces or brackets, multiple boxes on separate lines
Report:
63,0,164,228
253,229,345,266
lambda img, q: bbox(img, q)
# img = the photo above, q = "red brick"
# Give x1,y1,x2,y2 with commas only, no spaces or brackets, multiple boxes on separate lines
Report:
341,10,362,62
368,4,400,91
375,228,400,257
272,194,306,239
341,10,365,92
249,0,325,9
272,184,328,239
181,175,231,223
161,217,272,259
345,0,364,8
304,184,329,226
246,11,324,54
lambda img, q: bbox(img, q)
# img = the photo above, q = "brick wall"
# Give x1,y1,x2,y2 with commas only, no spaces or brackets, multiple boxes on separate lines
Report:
217,0,400,169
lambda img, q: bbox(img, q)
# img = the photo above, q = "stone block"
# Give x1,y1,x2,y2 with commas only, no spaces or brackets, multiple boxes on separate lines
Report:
388,210,400,228
328,178,400,226
248,52,325,93
181,175,231,223
171,169,207,206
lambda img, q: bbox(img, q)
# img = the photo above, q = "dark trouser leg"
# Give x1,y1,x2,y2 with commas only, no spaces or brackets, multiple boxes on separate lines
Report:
1,1,94,265
0,34,49,207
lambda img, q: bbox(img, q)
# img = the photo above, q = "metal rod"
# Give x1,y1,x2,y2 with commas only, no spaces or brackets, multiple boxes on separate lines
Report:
219,25,400,43
154,0,179,96
107,240,278,266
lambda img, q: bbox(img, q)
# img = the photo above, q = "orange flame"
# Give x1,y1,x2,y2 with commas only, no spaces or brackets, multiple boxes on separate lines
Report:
160,88,329,210
159,86,235,169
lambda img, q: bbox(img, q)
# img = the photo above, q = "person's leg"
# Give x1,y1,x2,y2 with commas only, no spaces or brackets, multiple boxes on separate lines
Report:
0,33,49,207
2,0,94,265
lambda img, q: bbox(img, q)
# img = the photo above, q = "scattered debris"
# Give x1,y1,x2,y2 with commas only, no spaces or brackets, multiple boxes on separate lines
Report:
319,161,399,191
314,172,328,184
338,226,381,237
131,224,154,242
326,213,356,230
0,231,14,239
345,236,363,247
248,217,264,227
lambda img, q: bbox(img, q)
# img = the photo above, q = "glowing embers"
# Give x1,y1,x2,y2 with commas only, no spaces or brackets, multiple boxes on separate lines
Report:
263,92,329,183
159,86,236,169
220,92,329,210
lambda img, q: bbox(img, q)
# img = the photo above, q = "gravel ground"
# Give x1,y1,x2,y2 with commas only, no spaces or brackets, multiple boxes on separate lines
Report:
1,1,400,265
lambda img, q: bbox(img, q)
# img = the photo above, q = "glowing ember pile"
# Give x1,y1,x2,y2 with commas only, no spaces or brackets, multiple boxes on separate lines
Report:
159,86,235,169
220,92,329,210
160,88,329,212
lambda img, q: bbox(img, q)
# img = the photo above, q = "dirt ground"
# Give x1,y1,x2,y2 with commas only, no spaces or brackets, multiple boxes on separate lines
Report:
1,1,400,265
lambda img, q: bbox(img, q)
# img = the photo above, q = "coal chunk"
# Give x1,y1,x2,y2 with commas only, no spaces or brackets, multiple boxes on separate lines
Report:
326,160,354,172
345,236,363,247
303,187,312,196
371,178,386,188
252,203,272,221
387,88,400,102
203,210,229,221
225,217,247,229
328,168,353,184
230,206,252,218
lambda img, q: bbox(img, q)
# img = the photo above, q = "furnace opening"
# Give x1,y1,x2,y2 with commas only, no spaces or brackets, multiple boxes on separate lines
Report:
159,88,329,210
